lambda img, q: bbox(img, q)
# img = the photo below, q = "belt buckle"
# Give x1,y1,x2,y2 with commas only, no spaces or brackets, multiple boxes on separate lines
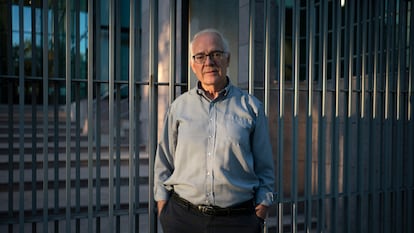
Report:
198,205,215,215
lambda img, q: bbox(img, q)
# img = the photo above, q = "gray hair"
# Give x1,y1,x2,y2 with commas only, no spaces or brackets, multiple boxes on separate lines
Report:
190,28,230,55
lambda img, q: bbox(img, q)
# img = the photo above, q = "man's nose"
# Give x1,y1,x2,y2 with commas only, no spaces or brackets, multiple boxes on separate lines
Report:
204,55,215,65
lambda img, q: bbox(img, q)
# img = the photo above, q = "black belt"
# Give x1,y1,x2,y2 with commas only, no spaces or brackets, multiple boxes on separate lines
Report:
171,191,254,216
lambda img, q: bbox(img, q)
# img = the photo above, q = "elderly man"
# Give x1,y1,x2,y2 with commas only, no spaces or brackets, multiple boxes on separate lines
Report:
154,28,275,233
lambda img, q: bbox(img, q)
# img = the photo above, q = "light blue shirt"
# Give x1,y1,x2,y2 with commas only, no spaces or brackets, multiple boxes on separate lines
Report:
154,80,275,208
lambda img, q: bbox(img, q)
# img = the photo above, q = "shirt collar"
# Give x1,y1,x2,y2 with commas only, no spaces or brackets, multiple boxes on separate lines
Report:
196,77,231,99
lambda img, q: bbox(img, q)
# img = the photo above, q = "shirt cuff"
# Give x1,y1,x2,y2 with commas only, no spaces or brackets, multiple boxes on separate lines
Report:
154,186,171,201
257,192,275,206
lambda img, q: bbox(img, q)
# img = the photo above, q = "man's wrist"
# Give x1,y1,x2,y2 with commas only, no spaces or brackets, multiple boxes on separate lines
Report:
157,200,168,216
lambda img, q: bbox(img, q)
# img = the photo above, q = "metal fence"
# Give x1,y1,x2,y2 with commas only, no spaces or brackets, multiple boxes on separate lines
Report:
0,0,413,233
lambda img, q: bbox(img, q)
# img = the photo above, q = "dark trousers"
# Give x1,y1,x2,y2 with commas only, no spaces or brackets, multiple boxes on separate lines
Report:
159,196,264,233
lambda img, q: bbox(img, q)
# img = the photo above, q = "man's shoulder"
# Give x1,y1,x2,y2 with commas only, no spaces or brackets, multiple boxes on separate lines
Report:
229,85,262,106
170,88,198,106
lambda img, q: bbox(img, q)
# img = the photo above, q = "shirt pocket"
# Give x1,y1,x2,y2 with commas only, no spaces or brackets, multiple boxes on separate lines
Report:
222,115,253,143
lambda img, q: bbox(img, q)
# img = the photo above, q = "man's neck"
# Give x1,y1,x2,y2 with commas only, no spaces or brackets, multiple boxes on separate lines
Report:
200,78,228,100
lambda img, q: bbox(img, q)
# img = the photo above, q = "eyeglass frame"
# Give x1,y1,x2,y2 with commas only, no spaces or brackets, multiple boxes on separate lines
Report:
191,50,228,64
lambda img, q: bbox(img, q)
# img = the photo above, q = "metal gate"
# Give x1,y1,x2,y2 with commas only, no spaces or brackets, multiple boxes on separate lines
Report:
0,0,413,233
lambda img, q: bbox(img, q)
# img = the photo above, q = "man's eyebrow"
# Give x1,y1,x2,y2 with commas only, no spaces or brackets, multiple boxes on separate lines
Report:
194,50,224,55
193,52,205,56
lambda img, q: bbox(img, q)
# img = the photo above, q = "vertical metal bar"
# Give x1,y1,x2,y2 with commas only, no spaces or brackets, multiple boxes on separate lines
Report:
375,2,386,231
74,0,80,80
356,1,365,232
331,2,344,232
410,1,414,124
368,2,381,232
53,25,61,231
94,1,102,231
275,0,285,232
7,77,14,233
135,91,141,233
361,0,370,231
264,0,271,115
53,0,60,79
116,85,121,232
30,6,38,231
291,1,300,232
367,1,377,232
7,2,14,232
181,0,189,92
42,0,50,232
30,0,35,78
305,0,314,232
372,0,380,132
248,0,255,95
358,0,365,122
407,3,414,233
396,1,407,232
384,2,394,120
74,1,81,232
31,2,36,77
115,2,121,231
317,1,328,232
169,0,176,103
95,82,102,233
331,0,341,232
87,0,94,232
109,0,116,230
133,2,142,232
52,3,61,233
109,0,116,231
74,83,81,233
344,1,355,232
148,0,158,232
18,0,25,231
65,0,72,232
128,0,138,232
74,84,81,233
374,1,382,122
384,1,396,232
5,0,13,76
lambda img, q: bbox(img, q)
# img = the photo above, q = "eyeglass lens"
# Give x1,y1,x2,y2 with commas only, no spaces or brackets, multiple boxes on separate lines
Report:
193,51,225,64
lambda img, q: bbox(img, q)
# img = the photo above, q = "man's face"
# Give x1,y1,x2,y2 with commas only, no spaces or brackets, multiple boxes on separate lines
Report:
190,33,230,87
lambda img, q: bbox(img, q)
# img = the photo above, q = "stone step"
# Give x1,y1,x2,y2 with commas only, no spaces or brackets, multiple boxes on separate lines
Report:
0,202,150,226
0,172,149,192
0,144,134,157
0,124,78,134
0,157,149,176
0,135,88,145
0,109,67,120
0,185,151,217
266,214,318,232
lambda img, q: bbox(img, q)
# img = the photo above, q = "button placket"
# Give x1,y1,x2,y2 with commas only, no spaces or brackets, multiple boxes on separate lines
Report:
205,102,216,204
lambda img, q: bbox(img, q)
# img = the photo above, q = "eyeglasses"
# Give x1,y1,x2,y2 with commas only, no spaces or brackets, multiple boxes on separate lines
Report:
192,51,227,64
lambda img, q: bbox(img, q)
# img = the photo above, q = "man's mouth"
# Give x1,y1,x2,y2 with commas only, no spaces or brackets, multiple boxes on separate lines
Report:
204,70,218,74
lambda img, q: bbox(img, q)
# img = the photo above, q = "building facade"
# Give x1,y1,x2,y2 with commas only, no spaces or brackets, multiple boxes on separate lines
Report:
0,0,413,232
